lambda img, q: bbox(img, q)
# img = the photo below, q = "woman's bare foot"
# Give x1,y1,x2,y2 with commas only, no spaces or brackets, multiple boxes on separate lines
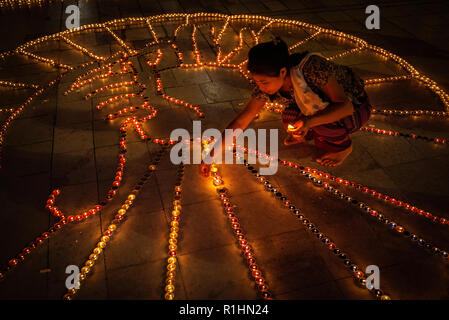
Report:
315,145,353,167
284,133,305,146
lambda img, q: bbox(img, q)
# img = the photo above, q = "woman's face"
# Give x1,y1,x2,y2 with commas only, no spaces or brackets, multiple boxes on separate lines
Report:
251,67,287,95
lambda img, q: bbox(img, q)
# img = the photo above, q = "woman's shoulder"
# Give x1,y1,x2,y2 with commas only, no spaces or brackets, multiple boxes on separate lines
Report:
302,54,336,89
303,54,334,73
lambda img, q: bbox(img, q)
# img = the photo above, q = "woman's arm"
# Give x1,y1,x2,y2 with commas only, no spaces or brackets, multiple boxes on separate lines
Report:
210,97,267,157
200,97,265,176
298,75,354,129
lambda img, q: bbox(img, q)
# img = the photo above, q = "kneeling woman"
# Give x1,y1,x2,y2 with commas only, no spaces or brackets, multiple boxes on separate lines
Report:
200,37,371,175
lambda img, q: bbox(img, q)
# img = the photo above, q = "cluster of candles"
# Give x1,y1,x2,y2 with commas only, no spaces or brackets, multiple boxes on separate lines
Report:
122,116,148,140
309,173,449,261
192,26,202,65
161,93,205,118
45,190,103,222
174,15,192,38
72,57,143,102
218,27,246,65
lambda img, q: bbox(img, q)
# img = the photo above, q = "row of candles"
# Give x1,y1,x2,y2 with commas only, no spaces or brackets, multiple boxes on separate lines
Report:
164,164,185,300
233,144,449,260
63,149,167,300
359,126,447,145
233,153,392,300
204,139,272,299
1,135,133,279
202,139,391,299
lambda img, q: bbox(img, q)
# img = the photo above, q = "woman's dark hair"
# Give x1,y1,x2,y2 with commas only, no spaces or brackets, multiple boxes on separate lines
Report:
247,36,308,77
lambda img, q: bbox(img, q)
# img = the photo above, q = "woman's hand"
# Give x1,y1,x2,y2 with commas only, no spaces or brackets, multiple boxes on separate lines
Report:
289,117,310,138
199,160,211,177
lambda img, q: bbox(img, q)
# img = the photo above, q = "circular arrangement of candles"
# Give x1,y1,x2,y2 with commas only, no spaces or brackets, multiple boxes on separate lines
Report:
0,13,448,301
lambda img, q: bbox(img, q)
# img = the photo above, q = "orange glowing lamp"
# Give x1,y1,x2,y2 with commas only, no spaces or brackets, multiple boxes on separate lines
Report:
213,176,223,186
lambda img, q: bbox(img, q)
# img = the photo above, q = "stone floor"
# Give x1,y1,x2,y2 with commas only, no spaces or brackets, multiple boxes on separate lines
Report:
0,0,449,300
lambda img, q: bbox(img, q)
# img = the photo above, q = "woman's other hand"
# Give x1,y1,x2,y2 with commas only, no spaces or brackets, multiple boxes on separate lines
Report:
288,117,310,138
